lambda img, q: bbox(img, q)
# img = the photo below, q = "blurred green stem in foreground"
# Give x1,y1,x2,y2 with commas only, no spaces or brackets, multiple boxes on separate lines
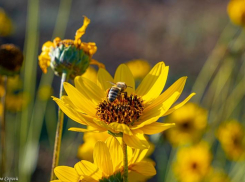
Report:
18,0,72,181
192,23,241,103
0,76,7,176
51,72,70,180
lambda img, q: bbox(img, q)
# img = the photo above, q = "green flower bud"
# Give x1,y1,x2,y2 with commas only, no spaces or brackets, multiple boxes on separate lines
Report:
50,43,90,79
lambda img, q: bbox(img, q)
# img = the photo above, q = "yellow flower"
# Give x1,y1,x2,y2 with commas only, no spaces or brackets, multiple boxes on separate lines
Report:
77,127,155,163
38,16,104,78
52,137,156,182
125,59,151,80
53,62,195,149
0,8,13,37
0,76,29,112
174,142,212,182
166,103,208,146
217,120,245,161
77,130,110,162
227,0,245,26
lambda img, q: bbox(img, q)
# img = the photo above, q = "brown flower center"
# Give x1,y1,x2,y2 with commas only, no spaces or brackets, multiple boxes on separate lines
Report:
96,92,144,125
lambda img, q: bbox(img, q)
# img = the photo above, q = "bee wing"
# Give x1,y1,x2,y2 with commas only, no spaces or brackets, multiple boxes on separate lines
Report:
107,81,116,85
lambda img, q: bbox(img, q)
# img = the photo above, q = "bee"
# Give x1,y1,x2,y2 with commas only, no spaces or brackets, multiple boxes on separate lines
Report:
107,82,129,102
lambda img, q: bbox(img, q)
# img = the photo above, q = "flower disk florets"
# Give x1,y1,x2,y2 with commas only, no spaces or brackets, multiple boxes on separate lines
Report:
97,92,144,126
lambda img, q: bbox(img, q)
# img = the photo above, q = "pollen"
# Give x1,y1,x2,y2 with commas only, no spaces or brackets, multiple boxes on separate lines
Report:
96,93,144,125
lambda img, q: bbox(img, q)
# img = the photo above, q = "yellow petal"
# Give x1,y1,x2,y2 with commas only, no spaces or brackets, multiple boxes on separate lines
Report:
54,166,79,182
106,136,123,171
144,76,187,112
82,66,97,84
75,16,90,42
97,68,114,92
74,160,102,181
68,127,105,133
123,131,150,149
114,64,135,95
74,76,105,105
52,97,87,125
108,123,133,135
133,91,180,129
163,93,196,116
136,62,168,103
93,141,114,176
63,82,96,116
139,122,175,135
130,148,149,164
130,161,156,176
79,176,98,182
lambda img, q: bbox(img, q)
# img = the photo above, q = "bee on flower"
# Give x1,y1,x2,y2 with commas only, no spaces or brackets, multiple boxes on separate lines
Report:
52,137,156,182
216,120,245,161
38,16,104,79
165,102,208,146
52,62,195,149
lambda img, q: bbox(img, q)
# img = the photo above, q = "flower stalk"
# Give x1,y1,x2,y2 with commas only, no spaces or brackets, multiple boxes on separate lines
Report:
0,76,7,176
50,71,69,180
122,136,129,182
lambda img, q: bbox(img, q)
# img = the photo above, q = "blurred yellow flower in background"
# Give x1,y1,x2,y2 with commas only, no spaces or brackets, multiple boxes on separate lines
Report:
126,59,151,80
0,8,13,37
0,76,29,112
174,142,212,182
166,103,208,146
53,62,195,149
227,0,245,27
217,120,245,161
52,137,156,182
38,16,104,79
37,85,53,101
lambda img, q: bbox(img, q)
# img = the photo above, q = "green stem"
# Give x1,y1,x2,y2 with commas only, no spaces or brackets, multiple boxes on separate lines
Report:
122,138,128,182
0,76,7,176
50,72,69,180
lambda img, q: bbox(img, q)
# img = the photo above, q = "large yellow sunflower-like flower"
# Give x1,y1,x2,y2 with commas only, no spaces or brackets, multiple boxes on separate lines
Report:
216,120,245,161
52,137,156,182
174,142,212,182
53,62,195,149
165,102,208,146
38,16,104,79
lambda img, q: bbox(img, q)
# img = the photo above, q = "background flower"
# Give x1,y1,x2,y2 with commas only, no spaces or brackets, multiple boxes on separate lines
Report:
165,103,208,146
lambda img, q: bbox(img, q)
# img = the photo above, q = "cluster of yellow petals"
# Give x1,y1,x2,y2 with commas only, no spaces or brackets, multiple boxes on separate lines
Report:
38,16,98,73
217,120,245,161
166,103,208,146
52,137,156,182
53,62,195,149
174,142,212,182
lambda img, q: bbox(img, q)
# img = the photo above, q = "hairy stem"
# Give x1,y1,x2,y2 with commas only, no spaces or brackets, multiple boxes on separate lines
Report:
50,72,69,180
122,138,128,182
